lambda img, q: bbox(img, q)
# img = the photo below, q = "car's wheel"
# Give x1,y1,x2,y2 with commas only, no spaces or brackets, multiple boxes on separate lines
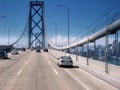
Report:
59,64,62,67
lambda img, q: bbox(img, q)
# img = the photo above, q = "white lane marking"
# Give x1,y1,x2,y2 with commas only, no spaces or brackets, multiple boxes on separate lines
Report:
25,60,29,65
42,52,49,60
48,61,51,64
65,69,90,90
42,53,59,75
17,69,23,76
17,52,35,76
75,61,120,85
48,53,90,90
0,62,5,65
53,69,58,75
47,54,57,62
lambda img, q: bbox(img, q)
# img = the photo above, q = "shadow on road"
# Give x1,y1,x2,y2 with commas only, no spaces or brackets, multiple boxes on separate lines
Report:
61,65,79,69
0,58,11,60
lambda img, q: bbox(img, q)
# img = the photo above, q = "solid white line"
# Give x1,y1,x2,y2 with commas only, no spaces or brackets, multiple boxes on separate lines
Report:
17,69,23,76
53,69,58,75
75,61,120,84
65,69,90,90
17,52,35,77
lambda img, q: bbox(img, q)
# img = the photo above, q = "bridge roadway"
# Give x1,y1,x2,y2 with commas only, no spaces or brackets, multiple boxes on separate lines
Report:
0,50,118,90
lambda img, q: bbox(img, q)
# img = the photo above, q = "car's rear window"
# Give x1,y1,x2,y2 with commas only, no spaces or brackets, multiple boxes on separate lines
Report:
0,52,5,55
61,56,71,59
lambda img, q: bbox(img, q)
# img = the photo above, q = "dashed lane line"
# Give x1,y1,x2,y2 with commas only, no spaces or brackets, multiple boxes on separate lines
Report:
17,69,23,76
47,53,90,90
42,52,59,75
17,52,35,76
65,69,90,90
53,68,58,75
48,61,51,64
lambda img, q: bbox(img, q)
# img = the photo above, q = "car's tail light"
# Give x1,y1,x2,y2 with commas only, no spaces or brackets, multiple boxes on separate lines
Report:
61,60,64,62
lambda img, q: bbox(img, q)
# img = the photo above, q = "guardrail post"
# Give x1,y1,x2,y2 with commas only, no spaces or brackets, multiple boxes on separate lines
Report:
87,39,89,66
105,30,109,73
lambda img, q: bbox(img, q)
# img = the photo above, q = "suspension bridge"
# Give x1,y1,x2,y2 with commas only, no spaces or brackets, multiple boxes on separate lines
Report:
0,0,120,90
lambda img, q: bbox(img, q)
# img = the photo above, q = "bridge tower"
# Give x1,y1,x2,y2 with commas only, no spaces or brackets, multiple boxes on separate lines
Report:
28,1,45,49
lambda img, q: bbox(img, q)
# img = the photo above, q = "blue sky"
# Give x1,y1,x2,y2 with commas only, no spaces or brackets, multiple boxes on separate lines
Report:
0,0,120,45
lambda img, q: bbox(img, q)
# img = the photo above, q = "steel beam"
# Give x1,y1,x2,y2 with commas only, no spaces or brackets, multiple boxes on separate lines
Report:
28,1,45,49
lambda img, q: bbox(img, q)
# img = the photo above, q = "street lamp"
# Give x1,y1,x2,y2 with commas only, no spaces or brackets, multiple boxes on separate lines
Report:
8,25,16,44
50,21,57,46
57,4,70,47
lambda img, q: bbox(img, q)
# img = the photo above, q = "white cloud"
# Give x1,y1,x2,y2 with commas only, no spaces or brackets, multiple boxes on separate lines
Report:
50,35,78,46
49,34,119,47
50,35,68,46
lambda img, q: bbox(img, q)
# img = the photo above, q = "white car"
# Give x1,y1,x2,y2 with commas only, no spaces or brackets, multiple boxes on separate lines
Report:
11,49,18,55
57,56,73,67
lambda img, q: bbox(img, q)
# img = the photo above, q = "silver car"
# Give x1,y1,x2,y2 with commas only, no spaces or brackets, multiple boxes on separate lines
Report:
57,56,73,67
11,49,18,55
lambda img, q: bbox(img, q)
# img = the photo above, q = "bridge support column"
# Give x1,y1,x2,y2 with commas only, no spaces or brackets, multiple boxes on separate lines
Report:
94,40,96,59
87,39,89,66
28,1,46,49
105,32,109,73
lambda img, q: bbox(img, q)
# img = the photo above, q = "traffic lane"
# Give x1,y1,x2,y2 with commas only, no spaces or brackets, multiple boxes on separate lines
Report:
42,52,89,90
46,52,118,90
0,50,31,75
13,51,84,90
0,51,35,90
11,51,37,90
0,50,30,67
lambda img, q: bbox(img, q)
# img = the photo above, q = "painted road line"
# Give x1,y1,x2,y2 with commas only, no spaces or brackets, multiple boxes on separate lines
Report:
53,68,58,75
42,52,49,60
17,52,35,76
47,54,57,62
65,69,90,90
48,61,51,64
75,61,120,85
17,69,23,76
25,60,29,65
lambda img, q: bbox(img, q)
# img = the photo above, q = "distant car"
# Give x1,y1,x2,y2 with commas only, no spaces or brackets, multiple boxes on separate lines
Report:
43,48,48,52
0,51,8,59
57,56,73,67
11,49,18,55
36,48,41,52
21,48,26,51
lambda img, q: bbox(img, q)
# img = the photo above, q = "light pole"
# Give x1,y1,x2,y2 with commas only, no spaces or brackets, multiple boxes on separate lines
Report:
57,4,70,49
8,25,16,44
50,21,57,46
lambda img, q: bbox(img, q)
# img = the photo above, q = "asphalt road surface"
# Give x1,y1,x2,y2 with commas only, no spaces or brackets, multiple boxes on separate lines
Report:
0,50,118,90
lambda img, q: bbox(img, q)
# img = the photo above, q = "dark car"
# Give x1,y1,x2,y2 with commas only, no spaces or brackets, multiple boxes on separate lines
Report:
36,48,41,52
0,51,8,59
21,48,26,51
43,48,48,52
